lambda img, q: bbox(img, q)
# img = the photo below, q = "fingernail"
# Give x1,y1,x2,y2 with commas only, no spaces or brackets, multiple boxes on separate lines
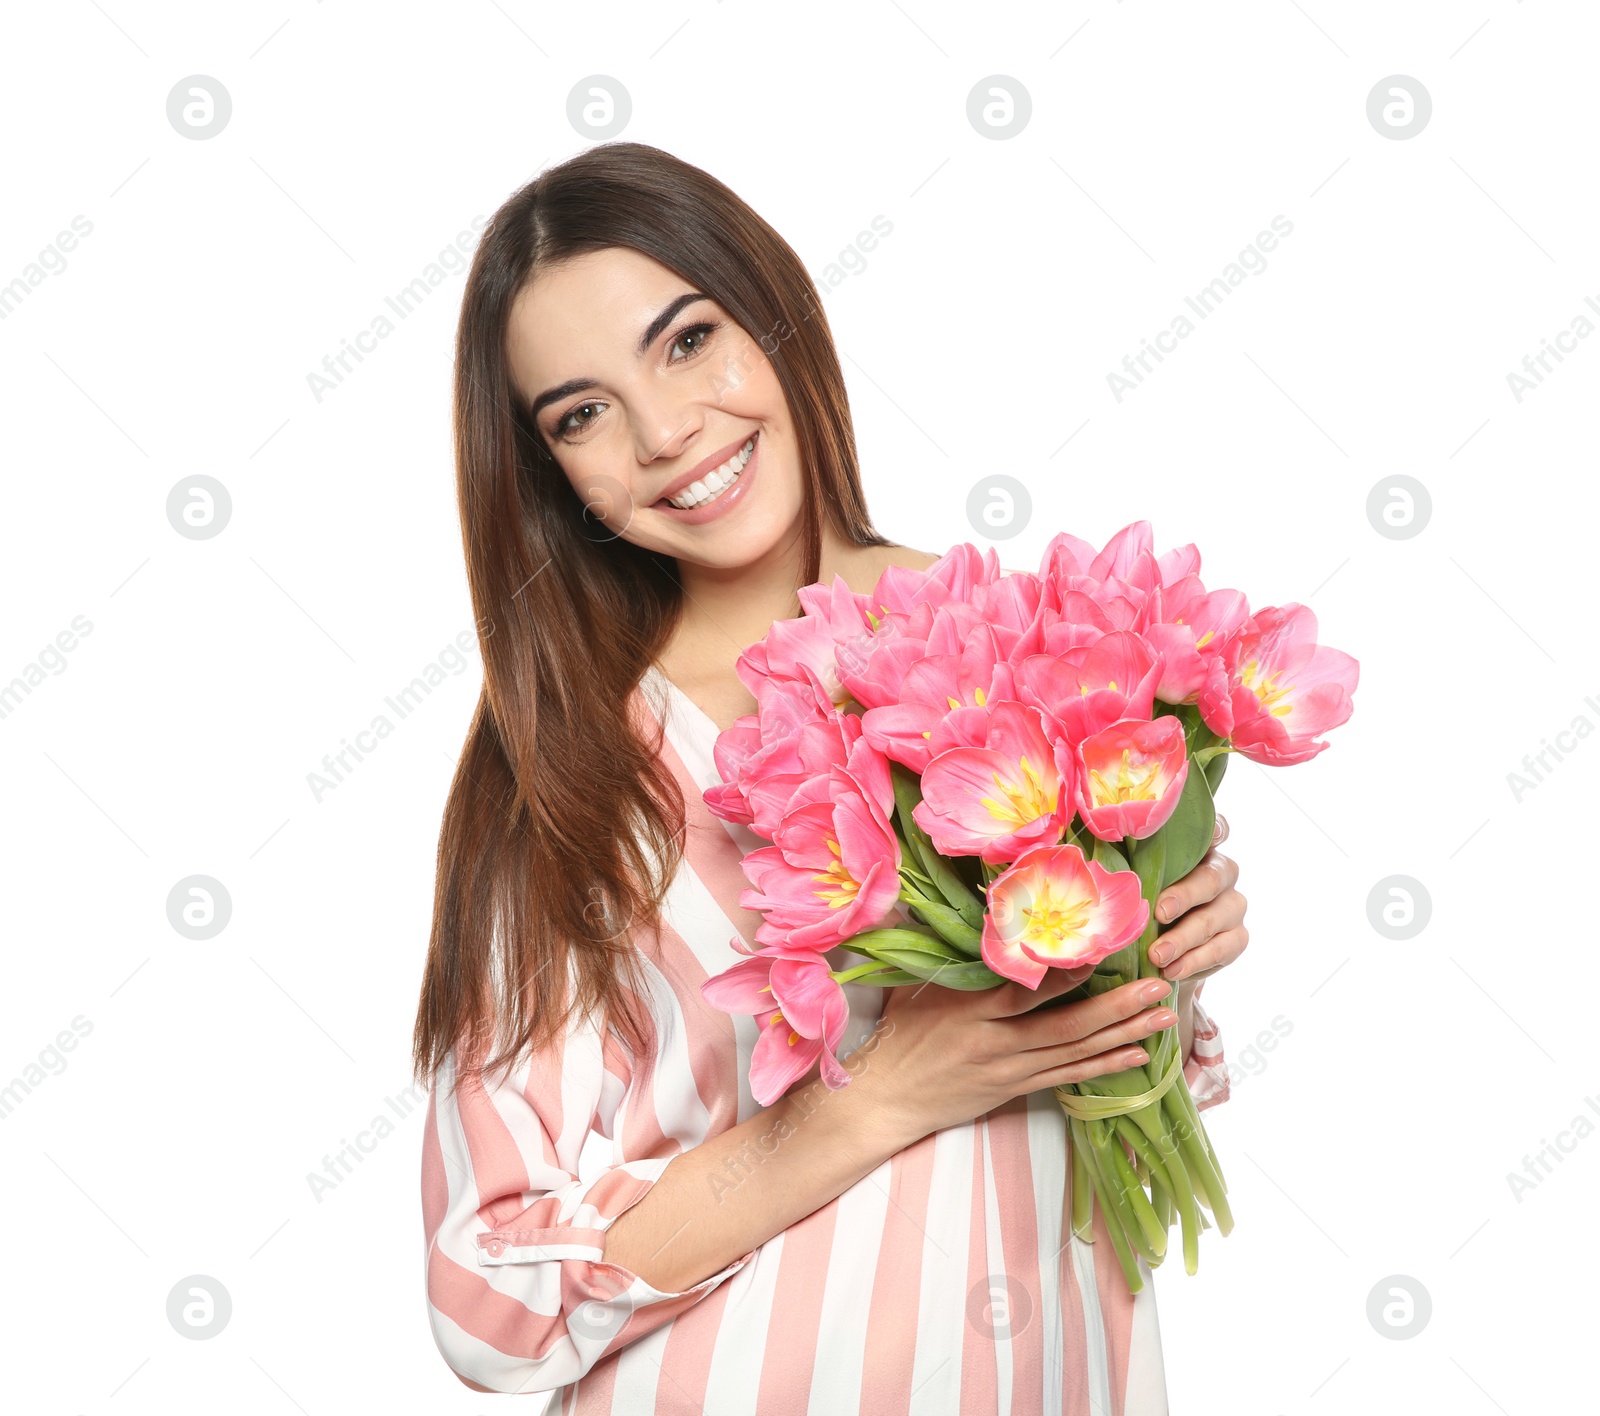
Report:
1142,980,1171,1001
1157,898,1176,922
1147,1010,1175,1028
1149,945,1168,964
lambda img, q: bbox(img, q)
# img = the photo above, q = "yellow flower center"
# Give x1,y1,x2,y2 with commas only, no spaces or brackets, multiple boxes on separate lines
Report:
769,1010,800,1047
1022,889,1092,953
981,754,1057,826
1087,747,1164,806
811,838,861,909
1240,658,1293,717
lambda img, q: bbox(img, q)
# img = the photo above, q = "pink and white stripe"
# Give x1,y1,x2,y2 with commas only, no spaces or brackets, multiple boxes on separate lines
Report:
421,667,1231,1413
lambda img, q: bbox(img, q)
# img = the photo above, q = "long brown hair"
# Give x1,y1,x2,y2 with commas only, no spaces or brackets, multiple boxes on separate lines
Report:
413,142,889,1093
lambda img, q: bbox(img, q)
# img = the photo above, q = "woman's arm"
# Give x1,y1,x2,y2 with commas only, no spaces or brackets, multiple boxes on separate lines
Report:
604,1047,913,1294
613,819,1253,1298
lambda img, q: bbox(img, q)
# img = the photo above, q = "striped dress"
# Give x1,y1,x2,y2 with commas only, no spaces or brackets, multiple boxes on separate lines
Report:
421,665,1231,1414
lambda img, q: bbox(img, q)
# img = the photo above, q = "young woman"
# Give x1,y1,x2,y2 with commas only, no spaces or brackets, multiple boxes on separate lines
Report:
414,142,1250,1415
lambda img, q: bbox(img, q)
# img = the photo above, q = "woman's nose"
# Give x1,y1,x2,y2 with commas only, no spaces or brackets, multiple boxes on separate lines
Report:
633,408,701,467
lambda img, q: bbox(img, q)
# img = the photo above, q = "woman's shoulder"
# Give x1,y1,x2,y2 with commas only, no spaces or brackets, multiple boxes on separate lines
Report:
865,541,1035,585
873,542,943,574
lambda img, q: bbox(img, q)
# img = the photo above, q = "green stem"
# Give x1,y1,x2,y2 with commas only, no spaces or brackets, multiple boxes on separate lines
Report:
1096,1125,1166,1262
898,887,983,958
1161,1085,1234,1236
831,960,903,985
1100,1032,1203,1275
1172,1065,1228,1193
1115,1114,1178,1212
1069,1117,1143,1294
1150,1164,1175,1238
890,765,986,931
1070,1128,1095,1242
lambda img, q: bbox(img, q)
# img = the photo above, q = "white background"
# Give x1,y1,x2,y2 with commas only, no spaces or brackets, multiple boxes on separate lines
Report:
2,2,1593,1412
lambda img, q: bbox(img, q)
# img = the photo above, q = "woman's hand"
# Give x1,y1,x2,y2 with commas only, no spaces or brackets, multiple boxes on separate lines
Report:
853,963,1180,1146
1147,813,1249,985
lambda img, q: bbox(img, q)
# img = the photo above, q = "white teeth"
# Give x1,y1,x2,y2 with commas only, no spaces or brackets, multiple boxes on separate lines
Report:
667,435,756,509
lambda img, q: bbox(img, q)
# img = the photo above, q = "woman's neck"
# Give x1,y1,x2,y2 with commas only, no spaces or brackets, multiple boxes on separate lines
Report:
671,520,894,655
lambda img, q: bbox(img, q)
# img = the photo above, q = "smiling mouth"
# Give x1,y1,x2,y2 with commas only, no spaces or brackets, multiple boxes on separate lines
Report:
659,433,757,510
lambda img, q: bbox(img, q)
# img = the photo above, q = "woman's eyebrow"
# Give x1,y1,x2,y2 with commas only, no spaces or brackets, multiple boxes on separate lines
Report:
527,292,712,422
636,291,710,355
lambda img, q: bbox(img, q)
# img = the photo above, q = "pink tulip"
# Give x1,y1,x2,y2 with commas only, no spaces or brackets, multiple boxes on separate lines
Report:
860,625,1016,772
733,577,873,706
744,709,865,841
967,571,1047,662
1016,631,1164,746
739,738,902,949
1038,521,1165,615
836,598,987,713
913,701,1073,864
705,674,837,828
1220,604,1359,765
870,543,1000,618
700,936,852,1102
1142,574,1251,706
981,843,1150,987
1076,716,1191,841
834,625,929,711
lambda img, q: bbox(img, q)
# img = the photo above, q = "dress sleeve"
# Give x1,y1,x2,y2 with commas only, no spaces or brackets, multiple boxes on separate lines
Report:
1182,978,1231,1113
421,1009,756,1395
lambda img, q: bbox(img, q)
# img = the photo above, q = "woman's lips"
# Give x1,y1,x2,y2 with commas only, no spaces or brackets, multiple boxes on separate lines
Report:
654,431,760,525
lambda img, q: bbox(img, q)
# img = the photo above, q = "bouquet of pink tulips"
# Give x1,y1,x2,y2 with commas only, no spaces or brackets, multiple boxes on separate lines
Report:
699,522,1358,1292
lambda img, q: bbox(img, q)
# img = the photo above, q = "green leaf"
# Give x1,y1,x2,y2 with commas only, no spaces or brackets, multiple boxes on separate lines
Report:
1203,747,1229,794
906,899,983,958
840,927,964,960
1091,836,1131,873
1155,754,1217,889
837,967,922,987
1129,828,1167,907
861,949,1005,990
890,764,986,932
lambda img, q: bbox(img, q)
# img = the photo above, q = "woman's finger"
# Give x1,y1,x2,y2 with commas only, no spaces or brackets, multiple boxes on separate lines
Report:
1149,884,1247,968
1213,813,1229,846
1154,848,1239,925
1156,925,1249,983
1011,975,1169,1050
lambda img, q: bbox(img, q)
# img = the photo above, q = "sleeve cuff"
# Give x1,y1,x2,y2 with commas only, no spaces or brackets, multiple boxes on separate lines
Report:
1184,982,1231,1113
475,1153,757,1313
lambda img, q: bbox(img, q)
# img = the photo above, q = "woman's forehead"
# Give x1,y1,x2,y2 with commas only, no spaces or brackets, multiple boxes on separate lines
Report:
508,249,700,383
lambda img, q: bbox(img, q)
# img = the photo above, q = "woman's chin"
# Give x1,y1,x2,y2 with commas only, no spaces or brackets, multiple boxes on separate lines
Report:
651,500,804,571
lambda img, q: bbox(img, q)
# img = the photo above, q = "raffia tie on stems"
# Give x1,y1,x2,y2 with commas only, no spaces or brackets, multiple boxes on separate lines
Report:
1052,1026,1184,1121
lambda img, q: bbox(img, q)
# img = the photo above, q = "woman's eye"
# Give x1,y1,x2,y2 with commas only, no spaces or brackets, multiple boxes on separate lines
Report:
669,321,720,362
555,401,604,439
551,321,722,440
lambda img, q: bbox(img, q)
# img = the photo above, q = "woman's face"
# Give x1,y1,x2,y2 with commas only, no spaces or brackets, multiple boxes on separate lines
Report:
505,246,805,570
